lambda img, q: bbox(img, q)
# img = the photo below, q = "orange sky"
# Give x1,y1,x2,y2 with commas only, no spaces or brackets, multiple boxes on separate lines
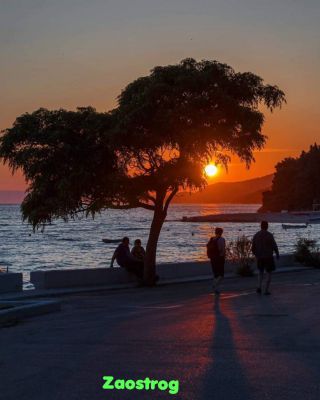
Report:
1,1,319,190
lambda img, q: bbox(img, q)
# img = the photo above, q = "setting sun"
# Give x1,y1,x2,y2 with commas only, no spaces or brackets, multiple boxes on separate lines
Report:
204,164,218,177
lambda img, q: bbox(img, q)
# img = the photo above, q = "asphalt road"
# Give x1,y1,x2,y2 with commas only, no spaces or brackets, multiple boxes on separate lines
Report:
1,270,320,400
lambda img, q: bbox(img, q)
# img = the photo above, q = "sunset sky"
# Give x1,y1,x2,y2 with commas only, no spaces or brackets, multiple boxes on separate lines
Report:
1,0,319,190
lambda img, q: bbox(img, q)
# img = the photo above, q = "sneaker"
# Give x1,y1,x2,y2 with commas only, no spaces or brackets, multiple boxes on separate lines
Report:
264,291,271,295
256,288,262,294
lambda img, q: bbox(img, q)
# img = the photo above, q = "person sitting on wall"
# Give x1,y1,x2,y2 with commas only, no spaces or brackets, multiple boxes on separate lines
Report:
110,237,144,281
131,239,146,261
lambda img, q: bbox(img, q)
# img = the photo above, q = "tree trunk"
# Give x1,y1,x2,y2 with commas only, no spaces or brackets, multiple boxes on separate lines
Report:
144,206,166,286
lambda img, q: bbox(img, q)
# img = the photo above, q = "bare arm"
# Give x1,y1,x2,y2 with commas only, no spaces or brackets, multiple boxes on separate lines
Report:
218,238,226,257
110,249,117,267
272,236,280,259
252,235,256,256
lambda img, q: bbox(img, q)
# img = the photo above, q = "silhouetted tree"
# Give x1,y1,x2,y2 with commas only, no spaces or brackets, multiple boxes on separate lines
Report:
0,58,285,285
261,144,320,211
0,107,120,225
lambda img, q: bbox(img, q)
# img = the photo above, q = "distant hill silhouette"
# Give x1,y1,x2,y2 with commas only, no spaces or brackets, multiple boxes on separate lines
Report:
0,175,273,205
173,174,274,204
0,191,25,204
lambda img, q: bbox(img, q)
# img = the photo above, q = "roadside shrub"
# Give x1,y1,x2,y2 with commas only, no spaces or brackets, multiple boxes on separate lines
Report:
227,235,255,277
294,237,320,268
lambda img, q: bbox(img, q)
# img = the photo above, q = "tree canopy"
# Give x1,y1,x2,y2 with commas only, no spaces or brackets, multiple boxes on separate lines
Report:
0,58,286,284
0,107,121,226
115,58,285,191
260,144,320,212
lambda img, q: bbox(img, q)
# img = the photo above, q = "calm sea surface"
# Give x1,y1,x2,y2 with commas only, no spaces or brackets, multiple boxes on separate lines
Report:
1,204,319,286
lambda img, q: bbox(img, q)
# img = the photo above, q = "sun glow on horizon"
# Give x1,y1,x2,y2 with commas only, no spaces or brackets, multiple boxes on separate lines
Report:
204,164,218,177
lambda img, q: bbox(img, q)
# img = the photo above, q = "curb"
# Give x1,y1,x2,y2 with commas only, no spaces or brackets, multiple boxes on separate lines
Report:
0,265,312,301
0,300,61,323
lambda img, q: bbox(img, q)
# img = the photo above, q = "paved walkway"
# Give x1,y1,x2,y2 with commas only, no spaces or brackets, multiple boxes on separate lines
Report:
1,269,320,399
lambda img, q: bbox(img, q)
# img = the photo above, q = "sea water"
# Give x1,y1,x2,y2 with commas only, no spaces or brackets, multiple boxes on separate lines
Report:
0,204,319,286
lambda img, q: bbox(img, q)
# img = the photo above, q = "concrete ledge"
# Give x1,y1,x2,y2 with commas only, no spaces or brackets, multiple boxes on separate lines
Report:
30,254,298,290
159,254,297,281
0,273,23,294
31,267,137,289
0,300,61,323
0,265,310,301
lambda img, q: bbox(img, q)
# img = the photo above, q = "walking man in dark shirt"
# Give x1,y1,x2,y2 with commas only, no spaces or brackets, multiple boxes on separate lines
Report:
252,221,279,295
207,227,226,295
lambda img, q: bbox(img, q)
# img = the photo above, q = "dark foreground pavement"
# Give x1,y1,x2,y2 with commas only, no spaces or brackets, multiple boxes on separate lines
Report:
1,269,320,400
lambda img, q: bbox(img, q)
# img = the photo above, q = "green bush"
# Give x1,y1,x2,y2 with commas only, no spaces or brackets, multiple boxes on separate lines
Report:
227,235,255,277
294,237,320,268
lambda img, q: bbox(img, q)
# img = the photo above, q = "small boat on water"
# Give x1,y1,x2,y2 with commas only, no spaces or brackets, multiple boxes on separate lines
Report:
282,223,309,230
102,238,122,244
308,217,320,223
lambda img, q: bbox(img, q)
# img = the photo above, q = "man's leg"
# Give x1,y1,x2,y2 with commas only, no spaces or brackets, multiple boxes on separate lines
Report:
210,259,216,289
126,261,144,281
213,257,224,294
256,258,264,294
133,261,144,280
213,276,223,292
265,272,272,294
257,269,264,293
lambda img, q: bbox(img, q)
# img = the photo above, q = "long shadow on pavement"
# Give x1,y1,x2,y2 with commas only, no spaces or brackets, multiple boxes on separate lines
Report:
200,295,253,400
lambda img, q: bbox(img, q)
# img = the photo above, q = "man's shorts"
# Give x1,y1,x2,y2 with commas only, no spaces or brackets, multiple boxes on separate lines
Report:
257,257,275,273
210,256,225,278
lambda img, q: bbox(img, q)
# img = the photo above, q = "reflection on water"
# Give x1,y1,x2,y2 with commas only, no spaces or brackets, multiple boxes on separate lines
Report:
0,204,319,286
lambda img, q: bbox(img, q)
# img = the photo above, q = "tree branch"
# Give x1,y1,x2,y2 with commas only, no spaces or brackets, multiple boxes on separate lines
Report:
107,204,134,210
82,198,156,211
146,194,156,204
137,201,155,211
164,187,178,213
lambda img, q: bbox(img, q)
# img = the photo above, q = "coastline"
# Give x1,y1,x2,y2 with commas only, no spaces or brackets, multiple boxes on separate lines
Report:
181,212,320,223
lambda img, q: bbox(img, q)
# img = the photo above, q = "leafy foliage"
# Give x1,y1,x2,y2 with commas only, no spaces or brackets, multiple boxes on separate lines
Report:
227,235,255,276
0,107,119,227
261,144,320,211
115,58,285,198
294,237,320,268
